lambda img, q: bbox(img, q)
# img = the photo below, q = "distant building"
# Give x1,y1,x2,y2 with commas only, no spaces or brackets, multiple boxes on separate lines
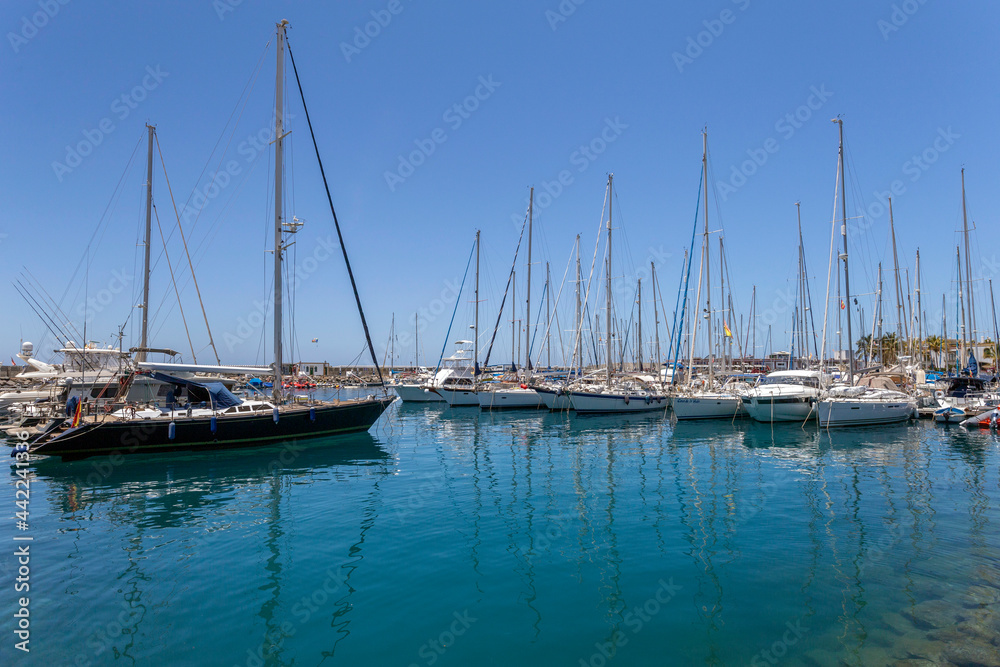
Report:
298,362,330,376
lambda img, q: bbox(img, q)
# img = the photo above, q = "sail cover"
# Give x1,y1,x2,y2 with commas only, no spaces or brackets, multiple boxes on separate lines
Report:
147,372,243,409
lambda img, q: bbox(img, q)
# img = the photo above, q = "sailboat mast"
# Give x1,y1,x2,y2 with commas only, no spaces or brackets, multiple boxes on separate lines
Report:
606,173,613,388
888,198,906,355
415,311,419,368
525,187,533,374
961,168,976,349
474,230,480,373
545,261,551,369
834,118,854,383
703,130,714,386
139,124,154,363
272,19,288,400
637,278,643,372
575,234,582,375
915,249,922,364
652,262,661,378
957,246,966,363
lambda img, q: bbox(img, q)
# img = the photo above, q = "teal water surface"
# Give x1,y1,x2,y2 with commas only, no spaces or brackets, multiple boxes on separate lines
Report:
3,396,1000,666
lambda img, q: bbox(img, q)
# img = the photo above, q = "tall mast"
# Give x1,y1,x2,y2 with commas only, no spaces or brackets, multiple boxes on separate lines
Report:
719,236,726,374
272,19,288,400
474,230,480,373
704,130,714,386
512,269,516,370
957,246,966,363
415,311,419,368
575,234,582,375
138,124,154,363
606,173,613,388
961,168,976,349
990,280,999,368
652,262,661,379
888,197,907,360
545,261,551,369
915,249,922,365
525,187,533,374
834,118,854,383
637,278,643,372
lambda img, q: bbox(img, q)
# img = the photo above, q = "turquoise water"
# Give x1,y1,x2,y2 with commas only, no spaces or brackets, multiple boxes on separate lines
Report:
4,395,1000,665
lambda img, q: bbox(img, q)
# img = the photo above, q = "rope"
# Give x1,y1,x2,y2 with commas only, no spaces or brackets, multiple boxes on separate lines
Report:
155,134,222,364
153,204,197,362
286,38,384,386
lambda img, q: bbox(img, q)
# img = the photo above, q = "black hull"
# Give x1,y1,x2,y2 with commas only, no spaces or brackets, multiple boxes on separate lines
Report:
30,398,394,461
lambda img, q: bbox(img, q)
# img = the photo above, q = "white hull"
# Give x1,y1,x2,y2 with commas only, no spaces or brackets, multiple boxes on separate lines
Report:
569,391,667,414
817,399,915,427
435,386,480,407
672,395,744,421
393,383,446,403
478,388,543,410
745,396,815,423
534,387,572,411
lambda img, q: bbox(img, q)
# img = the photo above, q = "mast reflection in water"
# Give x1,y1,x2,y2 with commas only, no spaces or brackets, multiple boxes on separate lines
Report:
8,407,1000,665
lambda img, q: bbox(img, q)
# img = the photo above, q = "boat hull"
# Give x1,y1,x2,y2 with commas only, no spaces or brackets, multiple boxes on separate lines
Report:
478,388,542,410
533,387,572,411
672,395,744,421
817,399,915,427
569,391,667,414
434,386,480,407
28,398,394,460
393,383,445,403
745,395,815,423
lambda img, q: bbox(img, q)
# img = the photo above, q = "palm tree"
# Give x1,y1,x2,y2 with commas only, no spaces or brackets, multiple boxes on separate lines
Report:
878,332,900,366
925,335,944,370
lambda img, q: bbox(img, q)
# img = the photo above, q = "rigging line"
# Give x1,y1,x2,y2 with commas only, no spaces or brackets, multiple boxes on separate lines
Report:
482,212,528,369
152,203,197,363
163,40,272,255
536,242,575,367
570,184,611,370
14,280,71,347
286,38,384,386
21,268,84,346
819,150,842,363
669,167,703,383
57,131,145,310
155,134,222,364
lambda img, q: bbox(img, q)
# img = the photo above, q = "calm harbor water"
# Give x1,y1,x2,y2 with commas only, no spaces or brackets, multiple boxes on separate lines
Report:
4,392,1000,666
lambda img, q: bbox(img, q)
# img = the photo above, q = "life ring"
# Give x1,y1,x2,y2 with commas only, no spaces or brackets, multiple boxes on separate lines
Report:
934,390,945,400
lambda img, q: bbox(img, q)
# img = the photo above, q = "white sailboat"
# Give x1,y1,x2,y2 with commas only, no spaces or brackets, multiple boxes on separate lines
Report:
565,174,667,414
816,119,916,427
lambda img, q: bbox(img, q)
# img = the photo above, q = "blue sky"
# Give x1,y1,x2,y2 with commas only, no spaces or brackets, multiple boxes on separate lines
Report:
1,0,997,367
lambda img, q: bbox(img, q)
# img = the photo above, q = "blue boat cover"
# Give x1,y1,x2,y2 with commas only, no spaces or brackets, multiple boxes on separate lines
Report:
148,372,243,409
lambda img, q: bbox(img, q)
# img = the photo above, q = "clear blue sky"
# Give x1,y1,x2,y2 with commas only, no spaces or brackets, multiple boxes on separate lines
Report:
2,0,997,367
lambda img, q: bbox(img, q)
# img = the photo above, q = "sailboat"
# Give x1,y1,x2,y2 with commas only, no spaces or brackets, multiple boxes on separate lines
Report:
478,188,542,410
815,118,916,427
24,20,393,459
671,130,745,421
566,174,667,414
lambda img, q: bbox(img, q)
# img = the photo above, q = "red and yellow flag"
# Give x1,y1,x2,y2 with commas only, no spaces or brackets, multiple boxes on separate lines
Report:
723,322,732,338
71,399,82,428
